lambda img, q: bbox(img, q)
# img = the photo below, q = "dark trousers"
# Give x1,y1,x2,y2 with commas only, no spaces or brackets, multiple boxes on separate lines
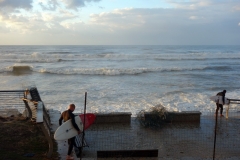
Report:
216,103,223,115
67,136,76,155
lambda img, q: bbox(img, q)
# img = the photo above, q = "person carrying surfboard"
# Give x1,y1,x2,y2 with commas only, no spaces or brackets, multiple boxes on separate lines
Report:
215,90,227,117
59,104,81,160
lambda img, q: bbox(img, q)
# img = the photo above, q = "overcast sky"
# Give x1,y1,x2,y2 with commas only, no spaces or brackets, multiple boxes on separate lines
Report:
0,0,239,45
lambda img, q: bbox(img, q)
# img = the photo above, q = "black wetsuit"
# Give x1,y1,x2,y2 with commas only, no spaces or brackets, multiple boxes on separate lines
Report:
59,109,80,155
216,91,225,115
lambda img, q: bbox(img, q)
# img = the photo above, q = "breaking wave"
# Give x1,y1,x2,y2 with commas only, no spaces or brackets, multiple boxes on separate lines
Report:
0,64,236,75
35,66,207,75
0,65,33,75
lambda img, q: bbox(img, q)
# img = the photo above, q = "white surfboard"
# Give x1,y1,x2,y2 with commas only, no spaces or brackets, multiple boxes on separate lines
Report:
54,113,96,141
210,96,230,105
54,116,83,141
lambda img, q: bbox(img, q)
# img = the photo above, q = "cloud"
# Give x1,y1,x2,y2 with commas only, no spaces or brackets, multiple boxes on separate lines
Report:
233,5,240,11
38,0,58,10
69,5,239,45
189,16,198,20
89,8,145,30
61,0,101,9
0,0,33,9
0,15,30,34
0,8,78,35
0,0,240,45
88,8,208,32
166,0,211,10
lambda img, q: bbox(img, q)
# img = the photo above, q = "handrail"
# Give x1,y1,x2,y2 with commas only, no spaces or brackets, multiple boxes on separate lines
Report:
0,90,25,92
225,99,240,119
229,99,240,104
228,99,240,101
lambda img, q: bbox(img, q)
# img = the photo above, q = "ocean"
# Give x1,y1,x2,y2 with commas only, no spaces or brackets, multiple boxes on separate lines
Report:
0,45,239,115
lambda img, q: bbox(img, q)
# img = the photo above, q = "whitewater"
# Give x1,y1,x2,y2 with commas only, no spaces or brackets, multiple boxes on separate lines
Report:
0,45,240,116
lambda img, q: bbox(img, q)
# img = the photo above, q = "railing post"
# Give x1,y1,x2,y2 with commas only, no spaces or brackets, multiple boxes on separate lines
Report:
36,101,53,158
22,101,32,119
21,89,33,119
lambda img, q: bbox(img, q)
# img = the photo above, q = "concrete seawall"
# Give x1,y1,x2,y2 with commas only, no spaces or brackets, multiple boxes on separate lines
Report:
88,111,201,124
94,112,132,124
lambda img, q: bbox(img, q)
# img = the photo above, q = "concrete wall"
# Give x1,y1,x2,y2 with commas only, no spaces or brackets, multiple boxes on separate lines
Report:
144,111,201,123
75,111,201,124
94,112,132,124
165,111,201,123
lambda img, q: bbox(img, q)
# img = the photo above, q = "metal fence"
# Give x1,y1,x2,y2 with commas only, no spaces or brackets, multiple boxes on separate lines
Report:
81,111,240,159
0,88,53,158
1,89,239,159
0,90,25,112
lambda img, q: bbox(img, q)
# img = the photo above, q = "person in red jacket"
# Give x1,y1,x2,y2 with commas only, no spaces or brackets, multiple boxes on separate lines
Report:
216,90,227,117
59,104,81,160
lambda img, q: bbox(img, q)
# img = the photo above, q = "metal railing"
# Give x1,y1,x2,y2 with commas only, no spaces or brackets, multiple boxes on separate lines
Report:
27,88,53,158
229,99,240,104
0,88,53,158
0,90,26,110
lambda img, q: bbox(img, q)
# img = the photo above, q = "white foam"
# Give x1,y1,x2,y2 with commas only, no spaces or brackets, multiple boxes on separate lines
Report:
1,46,240,116
33,66,207,75
0,51,239,64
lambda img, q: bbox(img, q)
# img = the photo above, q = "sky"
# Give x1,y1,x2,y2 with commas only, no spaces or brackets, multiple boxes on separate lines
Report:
0,0,239,45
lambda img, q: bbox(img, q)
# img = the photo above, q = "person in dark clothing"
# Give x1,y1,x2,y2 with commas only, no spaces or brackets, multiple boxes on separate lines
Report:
216,90,227,117
59,104,81,160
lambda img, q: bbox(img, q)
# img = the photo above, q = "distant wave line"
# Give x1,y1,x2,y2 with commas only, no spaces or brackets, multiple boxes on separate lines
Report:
29,66,209,75
0,59,75,63
0,63,236,75
205,66,233,71
1,52,240,62
1,56,240,64
0,65,234,75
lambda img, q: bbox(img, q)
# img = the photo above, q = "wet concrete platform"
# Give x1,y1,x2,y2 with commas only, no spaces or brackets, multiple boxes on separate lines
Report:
49,110,240,160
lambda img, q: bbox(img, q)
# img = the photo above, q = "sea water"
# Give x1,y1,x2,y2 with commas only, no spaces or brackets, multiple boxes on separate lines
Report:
0,45,240,115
